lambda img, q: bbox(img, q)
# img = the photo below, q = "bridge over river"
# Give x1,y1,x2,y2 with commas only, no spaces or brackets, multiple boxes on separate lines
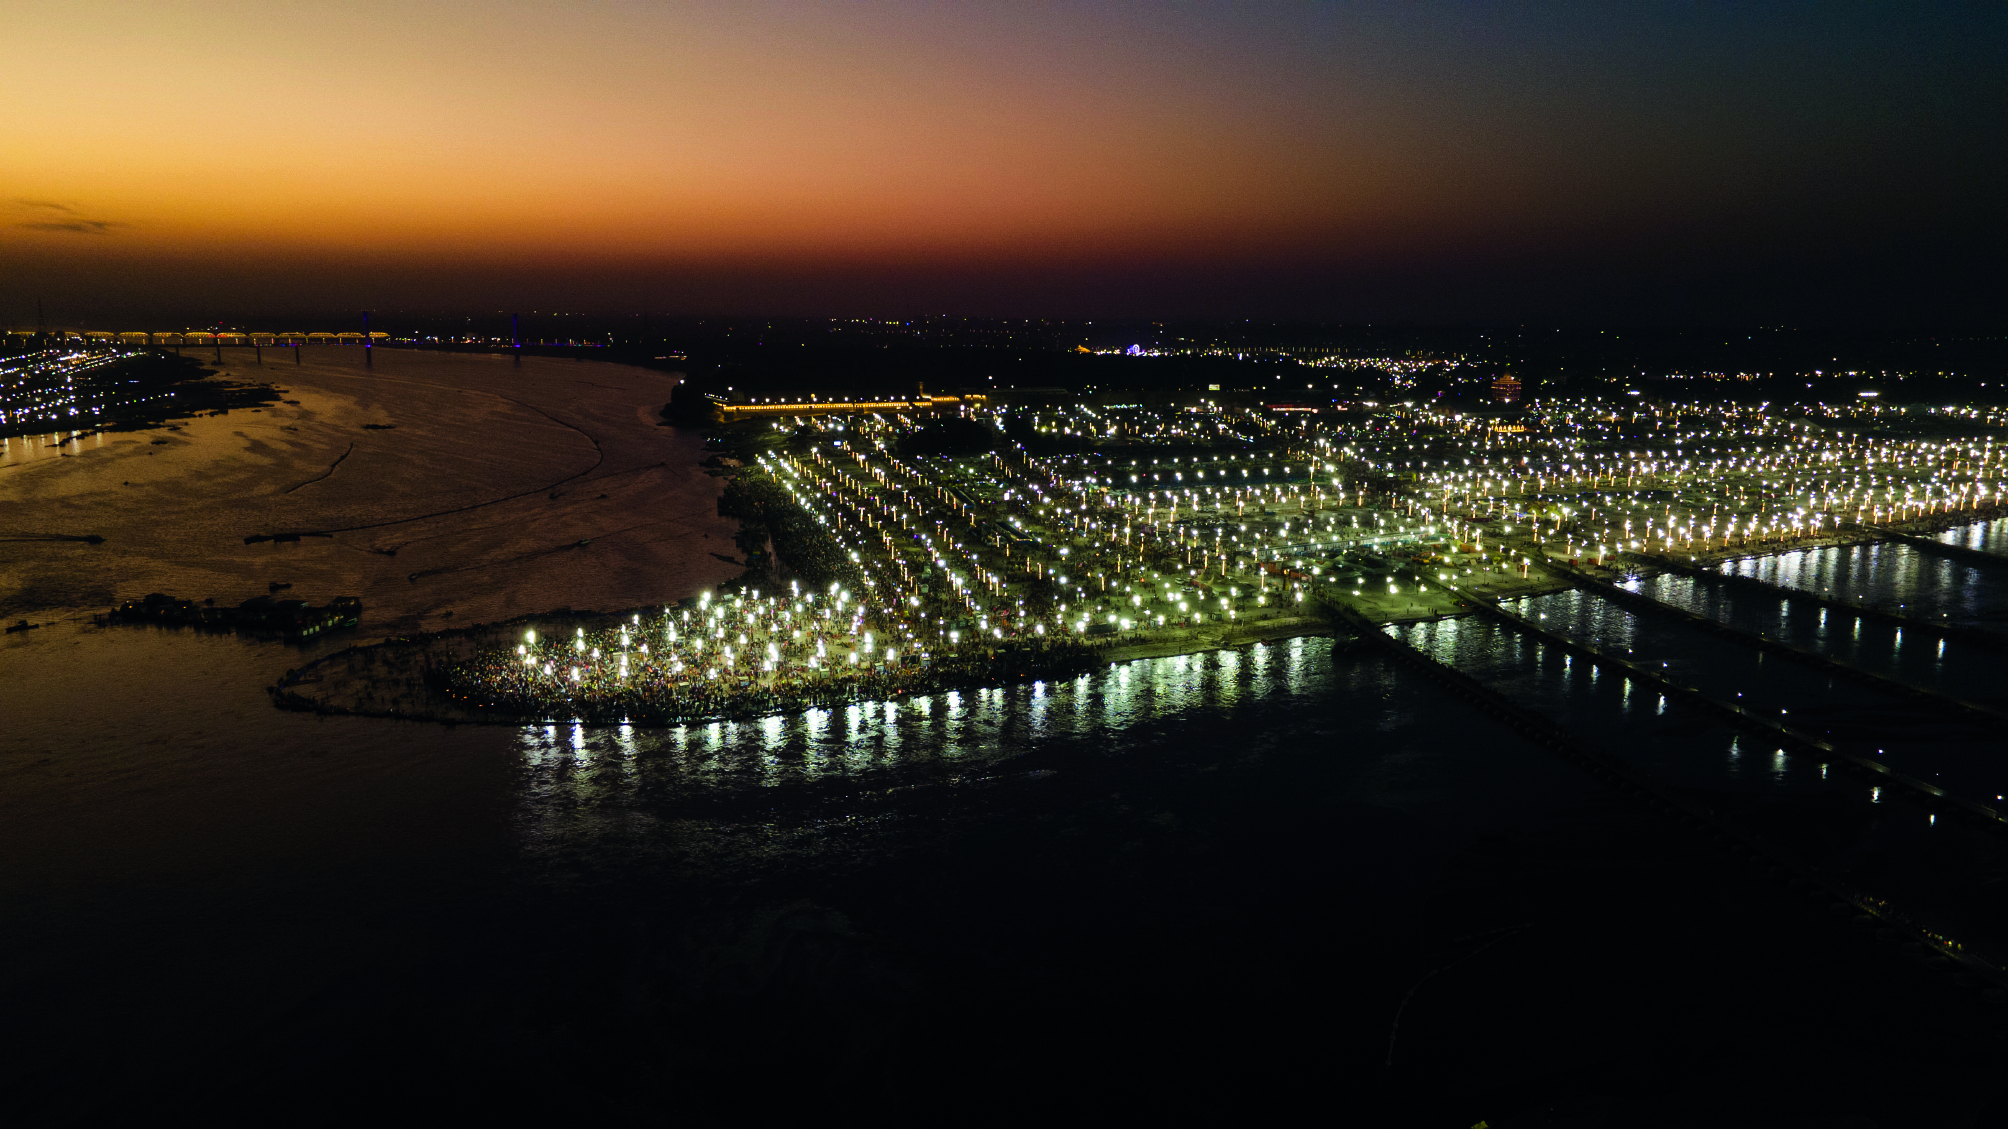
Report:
5,330,390,348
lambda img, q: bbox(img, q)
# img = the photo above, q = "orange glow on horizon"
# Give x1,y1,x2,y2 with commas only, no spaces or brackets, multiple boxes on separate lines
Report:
0,2,1521,268
7,2,1999,320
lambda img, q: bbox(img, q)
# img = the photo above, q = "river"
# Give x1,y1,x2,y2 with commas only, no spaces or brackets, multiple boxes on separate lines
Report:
4,351,2005,1124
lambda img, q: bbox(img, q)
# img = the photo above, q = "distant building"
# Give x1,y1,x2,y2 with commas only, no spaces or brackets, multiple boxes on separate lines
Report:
1491,374,1522,403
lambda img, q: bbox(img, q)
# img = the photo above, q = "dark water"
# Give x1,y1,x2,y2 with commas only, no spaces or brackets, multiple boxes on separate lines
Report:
1635,568,2008,710
7,355,2008,1125
1725,541,2008,634
1400,593,2008,970
1510,583,2008,804
1941,522,2008,556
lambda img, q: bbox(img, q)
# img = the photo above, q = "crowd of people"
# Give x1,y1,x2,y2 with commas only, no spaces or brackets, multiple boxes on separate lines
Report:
434,421,1314,724
716,471,863,591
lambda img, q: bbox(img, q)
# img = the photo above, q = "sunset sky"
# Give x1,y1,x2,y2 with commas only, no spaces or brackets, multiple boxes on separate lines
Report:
5,1,2005,324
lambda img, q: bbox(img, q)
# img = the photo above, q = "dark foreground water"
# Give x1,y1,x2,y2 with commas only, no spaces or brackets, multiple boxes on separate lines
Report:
6,353,2008,1126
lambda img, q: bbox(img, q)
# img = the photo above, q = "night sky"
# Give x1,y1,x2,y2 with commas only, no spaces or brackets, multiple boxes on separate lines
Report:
6,1,2005,325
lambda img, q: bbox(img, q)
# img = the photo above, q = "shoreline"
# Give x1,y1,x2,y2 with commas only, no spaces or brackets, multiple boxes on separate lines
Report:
1579,504,2008,574
267,508,2005,729
269,606,1354,728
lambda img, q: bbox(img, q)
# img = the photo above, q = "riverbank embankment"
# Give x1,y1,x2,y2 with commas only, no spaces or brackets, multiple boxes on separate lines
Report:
270,605,1348,727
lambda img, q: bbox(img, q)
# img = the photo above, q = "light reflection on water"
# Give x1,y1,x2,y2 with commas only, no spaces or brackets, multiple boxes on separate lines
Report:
1939,517,2008,555
1388,602,2008,958
0,427,113,469
1505,579,2008,800
144,509,2007,979
1395,612,1819,796
514,636,1315,795
1633,562,2008,709
1386,529,2008,962
1723,534,2008,631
